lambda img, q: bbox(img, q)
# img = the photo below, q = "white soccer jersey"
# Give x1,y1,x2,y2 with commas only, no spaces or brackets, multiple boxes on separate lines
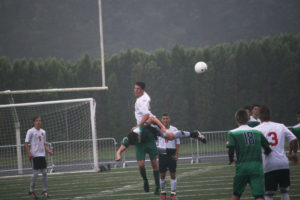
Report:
157,125,180,152
25,127,47,157
256,121,296,173
134,92,153,124
249,115,261,122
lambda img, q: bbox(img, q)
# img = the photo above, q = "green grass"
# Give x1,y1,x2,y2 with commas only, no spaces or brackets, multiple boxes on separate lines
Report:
0,162,300,200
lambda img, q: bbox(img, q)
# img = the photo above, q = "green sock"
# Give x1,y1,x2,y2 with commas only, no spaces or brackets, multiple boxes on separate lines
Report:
153,170,160,188
139,167,148,182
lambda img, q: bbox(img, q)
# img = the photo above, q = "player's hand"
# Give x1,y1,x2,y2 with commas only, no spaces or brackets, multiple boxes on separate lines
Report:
288,154,298,164
131,126,137,131
48,150,53,156
228,159,236,165
27,152,34,158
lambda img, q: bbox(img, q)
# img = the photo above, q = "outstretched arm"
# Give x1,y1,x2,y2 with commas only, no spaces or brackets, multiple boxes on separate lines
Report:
116,145,127,161
146,116,166,133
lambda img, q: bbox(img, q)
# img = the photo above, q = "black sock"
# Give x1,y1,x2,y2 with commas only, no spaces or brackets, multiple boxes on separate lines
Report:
153,170,160,188
139,167,148,182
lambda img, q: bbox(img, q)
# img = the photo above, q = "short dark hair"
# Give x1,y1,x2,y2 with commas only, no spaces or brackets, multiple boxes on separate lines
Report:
161,113,169,117
235,109,249,124
259,105,271,121
135,82,146,90
32,116,42,122
251,104,260,110
244,105,251,110
127,131,139,145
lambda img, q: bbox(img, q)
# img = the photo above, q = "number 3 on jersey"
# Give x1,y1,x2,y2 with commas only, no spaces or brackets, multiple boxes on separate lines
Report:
267,132,278,146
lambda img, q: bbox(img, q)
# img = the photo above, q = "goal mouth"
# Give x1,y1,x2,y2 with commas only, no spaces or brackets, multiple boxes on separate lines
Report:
0,98,101,175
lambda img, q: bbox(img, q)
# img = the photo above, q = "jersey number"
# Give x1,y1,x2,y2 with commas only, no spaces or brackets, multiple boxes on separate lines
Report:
244,132,255,145
267,132,278,146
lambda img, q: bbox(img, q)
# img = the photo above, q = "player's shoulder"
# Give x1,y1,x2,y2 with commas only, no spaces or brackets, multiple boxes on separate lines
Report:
26,127,35,134
229,125,252,133
293,123,300,129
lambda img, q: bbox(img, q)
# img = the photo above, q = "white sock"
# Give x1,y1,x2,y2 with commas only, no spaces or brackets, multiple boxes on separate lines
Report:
42,169,48,191
281,193,290,200
160,178,166,191
173,131,190,138
170,178,177,192
30,170,39,192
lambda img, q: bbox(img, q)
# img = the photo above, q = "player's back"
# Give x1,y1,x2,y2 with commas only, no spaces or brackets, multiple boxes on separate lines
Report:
256,121,296,173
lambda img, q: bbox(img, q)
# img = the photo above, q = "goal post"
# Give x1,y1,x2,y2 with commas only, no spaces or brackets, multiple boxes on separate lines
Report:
0,98,100,175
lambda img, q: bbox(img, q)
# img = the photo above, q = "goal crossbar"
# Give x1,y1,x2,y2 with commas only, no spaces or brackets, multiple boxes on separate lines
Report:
0,86,108,95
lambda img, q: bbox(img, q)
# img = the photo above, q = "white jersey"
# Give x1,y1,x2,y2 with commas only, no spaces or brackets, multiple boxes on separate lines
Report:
255,121,296,173
134,92,153,124
25,127,47,157
249,115,261,122
157,125,180,152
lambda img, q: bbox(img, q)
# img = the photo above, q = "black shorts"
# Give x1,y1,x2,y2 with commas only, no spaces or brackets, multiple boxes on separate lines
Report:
264,169,290,193
159,149,177,173
32,157,47,170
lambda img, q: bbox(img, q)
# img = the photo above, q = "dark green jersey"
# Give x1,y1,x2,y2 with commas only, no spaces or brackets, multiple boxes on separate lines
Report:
226,125,269,175
122,124,159,148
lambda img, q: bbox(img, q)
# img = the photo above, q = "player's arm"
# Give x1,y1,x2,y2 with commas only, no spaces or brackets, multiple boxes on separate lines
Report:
261,134,272,155
24,142,33,158
146,116,166,133
228,146,235,165
116,145,127,161
44,144,53,156
175,144,180,161
288,138,298,164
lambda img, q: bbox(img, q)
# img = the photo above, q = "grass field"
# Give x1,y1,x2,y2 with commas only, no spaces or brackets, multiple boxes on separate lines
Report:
1,162,300,200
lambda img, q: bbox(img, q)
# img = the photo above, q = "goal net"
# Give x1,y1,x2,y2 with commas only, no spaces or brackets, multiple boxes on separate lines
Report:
0,98,99,176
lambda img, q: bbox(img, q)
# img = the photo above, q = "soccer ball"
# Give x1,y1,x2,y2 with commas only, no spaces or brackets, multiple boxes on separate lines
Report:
194,61,208,74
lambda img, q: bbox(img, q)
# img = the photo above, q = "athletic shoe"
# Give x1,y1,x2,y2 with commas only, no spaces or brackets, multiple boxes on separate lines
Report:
41,191,49,198
144,181,149,192
154,186,160,195
193,130,206,144
170,192,178,200
28,191,39,200
160,191,167,200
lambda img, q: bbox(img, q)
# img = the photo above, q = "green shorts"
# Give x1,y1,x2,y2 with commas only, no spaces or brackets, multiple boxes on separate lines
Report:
233,173,264,198
135,141,158,161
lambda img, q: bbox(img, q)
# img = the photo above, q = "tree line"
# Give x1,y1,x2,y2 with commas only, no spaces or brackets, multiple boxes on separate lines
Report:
0,33,300,140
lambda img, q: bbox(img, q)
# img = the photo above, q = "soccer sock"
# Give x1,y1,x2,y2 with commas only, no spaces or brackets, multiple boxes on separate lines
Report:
281,193,290,200
160,178,166,191
42,169,48,191
30,170,39,192
139,166,148,182
153,170,160,188
170,178,177,192
172,131,191,138
265,195,274,200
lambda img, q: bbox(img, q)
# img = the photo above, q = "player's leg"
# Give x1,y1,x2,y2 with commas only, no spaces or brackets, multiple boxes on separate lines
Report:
29,157,40,199
278,169,290,200
148,144,160,195
232,174,248,200
163,130,206,143
249,173,265,200
40,157,49,198
135,145,149,192
159,154,168,200
264,170,279,200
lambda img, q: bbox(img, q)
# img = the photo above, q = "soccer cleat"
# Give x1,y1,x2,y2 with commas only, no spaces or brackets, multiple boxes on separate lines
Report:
41,191,49,198
160,191,167,200
144,181,149,192
154,186,160,195
170,192,178,200
28,191,39,200
192,130,206,144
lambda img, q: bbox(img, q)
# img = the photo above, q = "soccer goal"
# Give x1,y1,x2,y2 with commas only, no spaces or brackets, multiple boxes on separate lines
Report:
0,98,101,176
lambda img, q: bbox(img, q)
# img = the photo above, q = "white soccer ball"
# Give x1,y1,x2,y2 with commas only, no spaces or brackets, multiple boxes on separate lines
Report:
194,61,208,74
